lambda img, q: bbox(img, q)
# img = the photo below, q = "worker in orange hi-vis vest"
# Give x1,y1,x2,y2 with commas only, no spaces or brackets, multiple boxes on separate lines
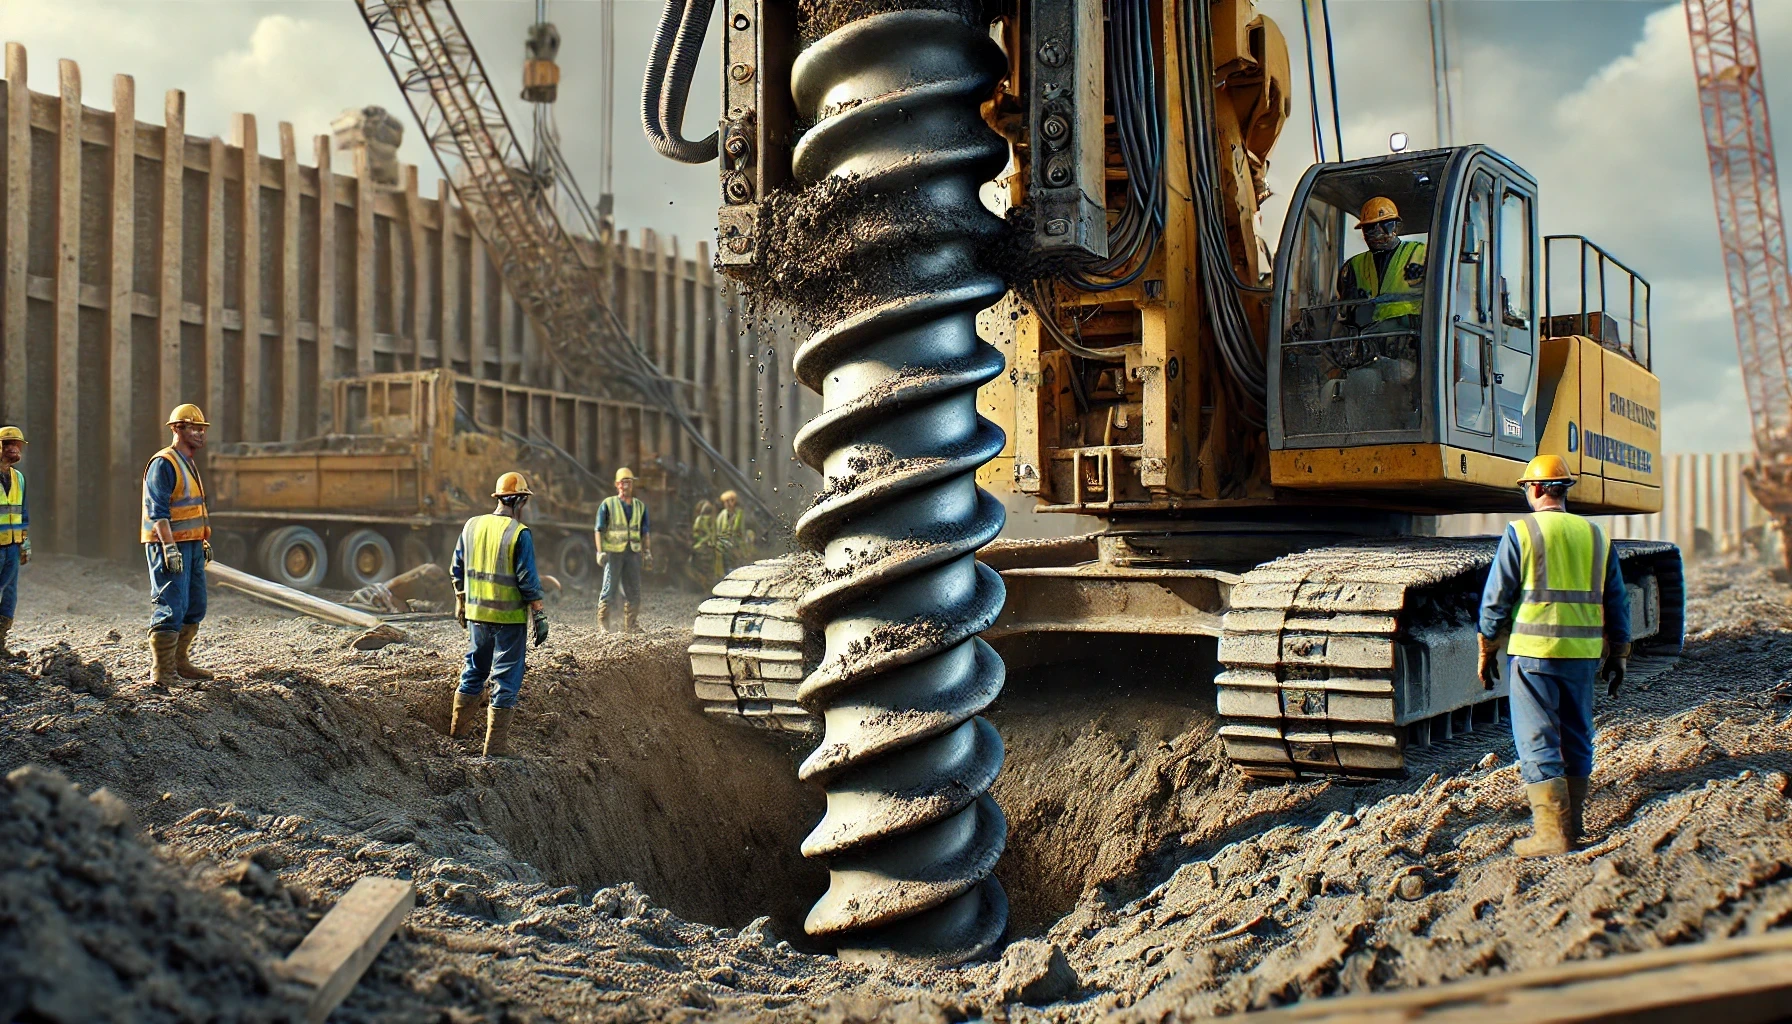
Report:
141,404,215,689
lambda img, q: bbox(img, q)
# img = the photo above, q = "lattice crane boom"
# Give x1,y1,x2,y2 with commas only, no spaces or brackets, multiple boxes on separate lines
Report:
1685,0,1792,545
354,0,772,516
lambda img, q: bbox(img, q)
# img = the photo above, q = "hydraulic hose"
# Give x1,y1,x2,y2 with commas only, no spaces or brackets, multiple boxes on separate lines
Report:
642,0,719,163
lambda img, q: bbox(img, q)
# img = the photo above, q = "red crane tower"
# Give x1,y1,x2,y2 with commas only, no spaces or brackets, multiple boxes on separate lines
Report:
1685,0,1792,565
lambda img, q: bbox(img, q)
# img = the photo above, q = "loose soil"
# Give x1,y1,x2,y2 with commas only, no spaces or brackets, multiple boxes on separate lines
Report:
2,554,1788,1020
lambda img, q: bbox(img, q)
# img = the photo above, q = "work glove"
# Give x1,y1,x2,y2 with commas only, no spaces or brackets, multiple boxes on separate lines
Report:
532,609,549,648
596,551,608,568
454,592,467,630
162,542,184,575
19,539,28,566
1602,640,1632,698
643,549,655,572
1477,633,1503,691
203,539,213,566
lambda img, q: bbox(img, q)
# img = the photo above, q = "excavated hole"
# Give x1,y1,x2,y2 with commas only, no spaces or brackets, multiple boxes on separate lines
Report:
398,638,829,946
986,633,1223,934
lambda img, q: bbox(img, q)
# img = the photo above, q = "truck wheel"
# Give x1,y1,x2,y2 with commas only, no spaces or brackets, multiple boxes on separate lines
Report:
335,528,397,589
552,533,597,587
259,525,329,591
399,534,435,572
212,530,250,569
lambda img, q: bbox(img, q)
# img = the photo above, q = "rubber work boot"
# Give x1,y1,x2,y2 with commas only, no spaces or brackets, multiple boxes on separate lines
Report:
623,604,640,634
148,630,180,689
1566,776,1591,847
1514,778,1574,858
483,705,515,758
0,615,12,658
450,690,482,738
596,602,612,633
174,624,215,681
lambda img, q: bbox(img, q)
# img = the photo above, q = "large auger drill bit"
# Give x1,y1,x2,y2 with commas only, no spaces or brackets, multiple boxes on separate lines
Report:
786,6,1013,964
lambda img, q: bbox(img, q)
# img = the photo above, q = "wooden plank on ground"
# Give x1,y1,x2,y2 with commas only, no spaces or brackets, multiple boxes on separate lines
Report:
158,89,185,422
278,875,415,1024
52,60,81,552
3,44,29,426
108,73,136,558
234,113,261,441
1241,929,1792,1024
279,122,300,440
203,136,225,433
312,135,334,432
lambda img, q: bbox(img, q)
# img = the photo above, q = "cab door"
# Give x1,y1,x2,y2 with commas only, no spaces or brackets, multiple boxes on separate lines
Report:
1447,168,1496,447
1490,177,1539,461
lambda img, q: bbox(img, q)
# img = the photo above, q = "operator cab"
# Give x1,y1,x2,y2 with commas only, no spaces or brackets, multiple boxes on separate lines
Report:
1266,145,1660,514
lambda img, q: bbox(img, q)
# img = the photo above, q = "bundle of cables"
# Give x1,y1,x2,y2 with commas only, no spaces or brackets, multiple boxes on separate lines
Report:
1036,0,1270,425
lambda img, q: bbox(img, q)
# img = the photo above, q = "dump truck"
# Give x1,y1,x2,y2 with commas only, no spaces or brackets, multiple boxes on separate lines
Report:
208,369,689,590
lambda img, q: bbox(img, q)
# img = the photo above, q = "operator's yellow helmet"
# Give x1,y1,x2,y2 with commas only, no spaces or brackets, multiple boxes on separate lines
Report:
719,490,739,503
493,471,533,498
0,426,27,444
167,403,210,427
614,466,636,483
1517,454,1576,487
1356,196,1401,228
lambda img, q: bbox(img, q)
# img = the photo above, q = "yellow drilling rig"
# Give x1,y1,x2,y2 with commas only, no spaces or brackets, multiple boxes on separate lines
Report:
648,0,1684,966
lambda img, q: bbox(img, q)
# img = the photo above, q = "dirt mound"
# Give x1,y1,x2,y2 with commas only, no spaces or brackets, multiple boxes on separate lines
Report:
0,766,305,1023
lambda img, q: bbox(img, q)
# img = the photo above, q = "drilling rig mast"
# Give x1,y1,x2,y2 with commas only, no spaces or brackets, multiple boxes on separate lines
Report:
1684,0,1792,563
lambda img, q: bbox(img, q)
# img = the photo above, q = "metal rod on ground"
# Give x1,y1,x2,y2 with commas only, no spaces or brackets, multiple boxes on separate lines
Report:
209,563,409,646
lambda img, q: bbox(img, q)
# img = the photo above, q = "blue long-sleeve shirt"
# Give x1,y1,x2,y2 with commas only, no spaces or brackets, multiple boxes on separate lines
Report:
594,496,650,536
1479,518,1631,645
451,517,544,604
141,452,203,525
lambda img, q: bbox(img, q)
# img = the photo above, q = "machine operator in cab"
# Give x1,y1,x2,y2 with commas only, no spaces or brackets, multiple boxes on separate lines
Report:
1477,455,1631,858
1336,196,1426,332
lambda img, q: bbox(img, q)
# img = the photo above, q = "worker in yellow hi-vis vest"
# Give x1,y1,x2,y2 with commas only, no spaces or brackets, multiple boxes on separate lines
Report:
1336,196,1426,329
142,404,215,689
1478,454,1631,859
450,472,549,758
595,467,652,632
0,426,30,658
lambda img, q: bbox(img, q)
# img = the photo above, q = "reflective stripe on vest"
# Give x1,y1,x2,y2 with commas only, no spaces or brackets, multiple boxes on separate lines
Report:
1507,511,1608,659
462,514,529,624
0,468,23,546
600,496,644,553
1345,240,1426,321
140,448,211,543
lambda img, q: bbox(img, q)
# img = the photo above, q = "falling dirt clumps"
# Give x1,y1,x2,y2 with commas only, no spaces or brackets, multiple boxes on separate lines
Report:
0,766,307,1023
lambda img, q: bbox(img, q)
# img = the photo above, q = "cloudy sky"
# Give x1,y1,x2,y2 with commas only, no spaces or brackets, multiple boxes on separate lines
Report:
7,0,1788,453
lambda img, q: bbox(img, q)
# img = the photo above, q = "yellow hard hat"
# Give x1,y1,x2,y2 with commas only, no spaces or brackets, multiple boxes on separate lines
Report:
493,471,533,498
719,490,739,503
0,426,26,444
1357,196,1400,228
167,403,210,427
614,466,635,483
1517,454,1575,486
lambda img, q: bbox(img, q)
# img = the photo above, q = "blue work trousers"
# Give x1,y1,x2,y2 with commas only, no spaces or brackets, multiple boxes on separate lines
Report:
457,621,529,709
0,543,19,619
147,540,207,633
1507,655,1599,784
599,551,643,608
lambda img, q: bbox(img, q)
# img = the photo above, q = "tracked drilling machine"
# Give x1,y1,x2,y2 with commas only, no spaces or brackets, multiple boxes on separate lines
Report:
647,0,1685,965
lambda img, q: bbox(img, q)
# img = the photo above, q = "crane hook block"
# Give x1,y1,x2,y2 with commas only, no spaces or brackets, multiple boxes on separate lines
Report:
523,22,562,103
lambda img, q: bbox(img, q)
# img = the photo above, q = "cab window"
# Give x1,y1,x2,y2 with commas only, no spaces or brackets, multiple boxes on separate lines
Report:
1280,155,1446,440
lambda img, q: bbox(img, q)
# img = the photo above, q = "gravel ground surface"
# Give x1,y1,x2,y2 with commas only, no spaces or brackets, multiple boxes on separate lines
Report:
1,554,1788,1021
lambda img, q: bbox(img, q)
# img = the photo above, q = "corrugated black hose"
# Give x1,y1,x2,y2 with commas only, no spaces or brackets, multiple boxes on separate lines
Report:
643,0,719,163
